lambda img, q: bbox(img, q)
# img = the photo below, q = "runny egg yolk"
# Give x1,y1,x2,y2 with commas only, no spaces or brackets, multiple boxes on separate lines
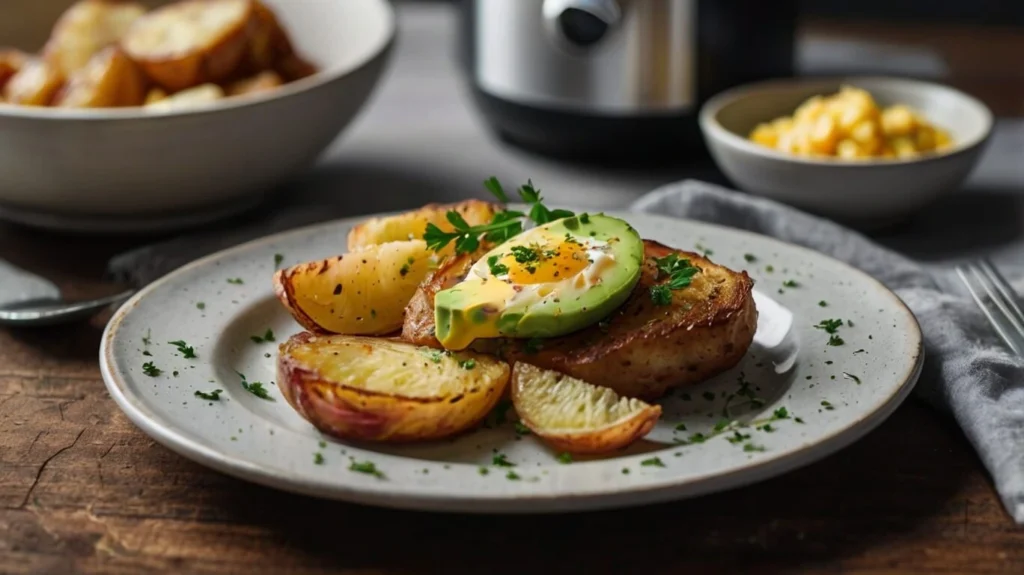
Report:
497,241,590,284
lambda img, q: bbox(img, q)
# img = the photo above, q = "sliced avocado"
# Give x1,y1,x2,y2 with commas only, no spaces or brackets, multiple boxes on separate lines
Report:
434,214,644,350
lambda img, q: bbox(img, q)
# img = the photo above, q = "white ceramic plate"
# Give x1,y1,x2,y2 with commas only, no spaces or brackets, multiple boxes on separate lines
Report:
100,211,923,513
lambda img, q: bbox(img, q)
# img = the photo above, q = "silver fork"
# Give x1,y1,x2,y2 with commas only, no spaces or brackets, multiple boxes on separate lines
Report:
955,259,1024,356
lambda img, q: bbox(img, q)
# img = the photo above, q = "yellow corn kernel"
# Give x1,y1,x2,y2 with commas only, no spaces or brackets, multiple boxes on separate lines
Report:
806,115,837,155
935,128,953,149
881,105,916,137
890,136,918,158
836,139,862,159
794,96,827,123
750,123,778,148
915,125,937,152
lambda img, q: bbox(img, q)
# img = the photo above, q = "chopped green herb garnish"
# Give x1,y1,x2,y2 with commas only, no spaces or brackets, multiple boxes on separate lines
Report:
744,253,757,262
141,329,151,346
621,468,630,475
479,467,490,476
492,453,515,467
795,417,805,424
194,389,221,400
237,371,274,401
743,443,766,453
579,213,590,224
815,318,843,333
772,407,789,420
399,263,410,277
828,334,845,346
517,179,574,225
557,452,573,464
650,254,700,305
847,320,855,327
168,340,197,359
761,423,776,432
314,452,325,465
783,280,799,288
765,265,775,273
640,457,665,468
227,278,244,285
695,242,713,257
726,431,751,444
843,372,861,384
854,349,866,354
505,471,521,481
674,423,687,431
196,302,206,311
250,329,275,344
142,362,161,377
818,300,828,307
142,350,152,357
349,460,384,478
274,253,284,267
821,400,834,410
510,245,540,264
459,358,476,370
513,421,531,436
486,255,509,276
713,419,731,432
688,433,707,444
484,176,510,202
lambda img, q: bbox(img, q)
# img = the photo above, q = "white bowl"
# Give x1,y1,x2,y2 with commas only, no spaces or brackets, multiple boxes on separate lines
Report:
699,76,993,223
0,0,395,230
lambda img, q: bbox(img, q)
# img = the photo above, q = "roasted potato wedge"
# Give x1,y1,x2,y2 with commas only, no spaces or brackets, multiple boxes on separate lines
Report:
54,46,146,108
144,86,168,105
0,50,29,94
3,59,64,106
403,240,757,400
43,0,146,77
511,362,661,454
278,333,511,442
122,0,255,92
144,83,224,111
347,200,500,251
274,240,437,336
275,53,318,82
225,69,282,97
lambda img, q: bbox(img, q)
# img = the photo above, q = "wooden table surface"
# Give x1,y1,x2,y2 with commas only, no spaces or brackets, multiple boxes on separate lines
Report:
3,13,1024,575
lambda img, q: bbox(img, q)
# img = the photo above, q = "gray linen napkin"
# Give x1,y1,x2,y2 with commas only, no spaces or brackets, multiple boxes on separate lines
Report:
631,179,1024,524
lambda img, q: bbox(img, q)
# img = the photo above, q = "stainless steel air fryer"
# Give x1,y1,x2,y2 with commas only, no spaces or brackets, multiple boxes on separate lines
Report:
459,0,799,161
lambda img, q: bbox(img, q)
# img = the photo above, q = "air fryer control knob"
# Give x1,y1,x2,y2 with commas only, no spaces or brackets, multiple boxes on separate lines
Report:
543,0,622,50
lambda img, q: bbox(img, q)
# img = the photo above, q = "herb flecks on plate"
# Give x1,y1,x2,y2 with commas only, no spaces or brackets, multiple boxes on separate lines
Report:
250,329,275,344
237,371,274,401
168,340,197,359
194,389,222,401
142,362,161,377
349,460,384,479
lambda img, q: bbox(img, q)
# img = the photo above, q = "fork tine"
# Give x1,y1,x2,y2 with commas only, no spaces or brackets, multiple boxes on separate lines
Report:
971,262,1024,345
956,264,1024,356
979,259,1024,328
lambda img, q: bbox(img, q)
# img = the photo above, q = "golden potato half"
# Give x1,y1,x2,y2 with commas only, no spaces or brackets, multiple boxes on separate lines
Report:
278,333,511,442
347,199,500,252
225,70,283,97
122,0,254,92
3,59,64,107
273,240,436,336
511,362,661,454
144,83,224,111
55,46,147,108
43,0,146,77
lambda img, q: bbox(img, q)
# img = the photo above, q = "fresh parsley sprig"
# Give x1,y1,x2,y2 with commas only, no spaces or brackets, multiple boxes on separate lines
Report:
649,253,701,306
422,177,575,256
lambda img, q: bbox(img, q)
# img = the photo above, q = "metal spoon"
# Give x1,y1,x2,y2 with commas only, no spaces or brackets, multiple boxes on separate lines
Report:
0,259,134,327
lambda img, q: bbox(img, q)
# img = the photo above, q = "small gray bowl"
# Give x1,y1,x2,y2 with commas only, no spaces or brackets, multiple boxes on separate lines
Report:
699,76,993,223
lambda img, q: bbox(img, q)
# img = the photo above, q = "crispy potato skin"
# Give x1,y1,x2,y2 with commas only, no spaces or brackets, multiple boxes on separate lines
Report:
511,363,661,454
402,240,757,400
122,0,255,92
277,332,510,442
55,46,147,108
273,240,436,336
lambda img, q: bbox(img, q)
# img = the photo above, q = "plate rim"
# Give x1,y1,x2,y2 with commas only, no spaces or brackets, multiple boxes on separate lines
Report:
99,210,925,513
